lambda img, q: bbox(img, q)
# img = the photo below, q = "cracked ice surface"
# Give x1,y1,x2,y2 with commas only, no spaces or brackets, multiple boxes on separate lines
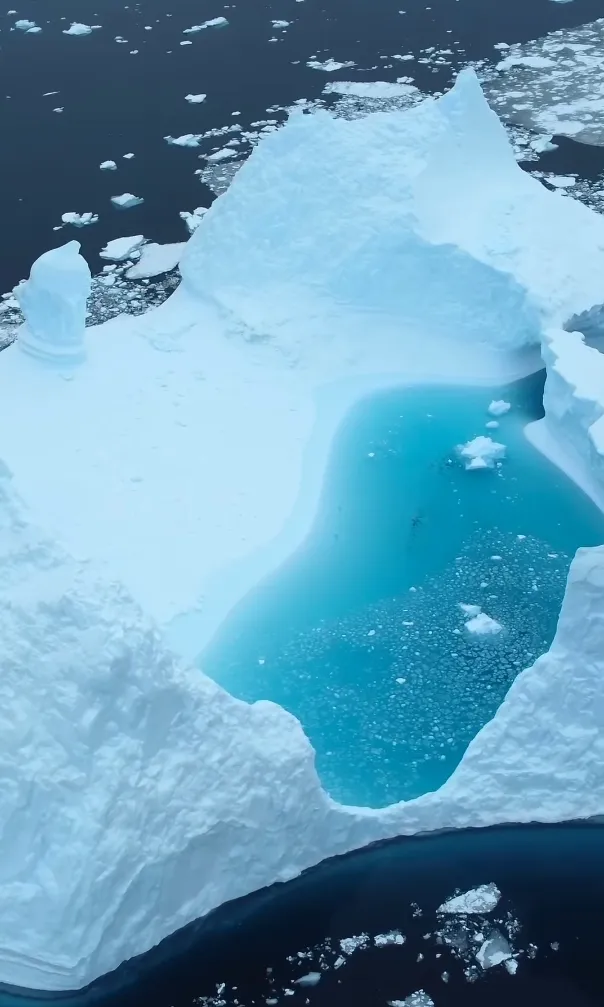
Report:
479,19,604,146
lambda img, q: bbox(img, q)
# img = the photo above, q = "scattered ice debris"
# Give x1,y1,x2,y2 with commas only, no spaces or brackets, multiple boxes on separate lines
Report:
374,931,406,946
179,206,208,233
61,211,98,227
53,107,64,113
488,399,511,416
123,152,135,159
295,973,321,987
15,18,37,29
125,242,184,279
496,54,555,71
389,995,434,1007
185,93,207,103
339,935,369,955
438,884,501,915
457,435,506,470
100,160,117,170
272,19,290,27
165,133,203,147
63,23,100,35
205,148,238,162
476,932,513,969
307,57,356,71
99,235,145,262
465,612,503,636
111,193,144,209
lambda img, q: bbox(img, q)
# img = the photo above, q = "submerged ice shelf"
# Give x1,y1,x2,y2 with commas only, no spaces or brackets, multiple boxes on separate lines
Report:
2,69,604,991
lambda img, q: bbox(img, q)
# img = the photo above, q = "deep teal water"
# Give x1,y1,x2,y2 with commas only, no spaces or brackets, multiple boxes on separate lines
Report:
202,372,604,808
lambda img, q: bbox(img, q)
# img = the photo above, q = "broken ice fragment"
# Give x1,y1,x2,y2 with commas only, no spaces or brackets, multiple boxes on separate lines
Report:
165,134,203,147
15,18,37,29
374,930,406,946
458,603,481,617
63,23,101,35
111,193,144,209
61,212,98,227
457,435,506,470
125,242,184,279
100,160,117,170
307,58,356,71
99,235,145,262
388,994,434,1007
295,972,321,987
488,399,511,416
185,93,207,103
476,932,513,969
437,883,501,914
465,612,503,635
179,207,208,233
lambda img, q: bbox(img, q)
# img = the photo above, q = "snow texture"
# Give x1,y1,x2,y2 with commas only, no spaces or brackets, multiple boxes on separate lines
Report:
2,75,604,990
14,241,90,365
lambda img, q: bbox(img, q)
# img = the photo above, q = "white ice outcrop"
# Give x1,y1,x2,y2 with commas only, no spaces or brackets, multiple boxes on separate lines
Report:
15,241,90,364
2,456,604,992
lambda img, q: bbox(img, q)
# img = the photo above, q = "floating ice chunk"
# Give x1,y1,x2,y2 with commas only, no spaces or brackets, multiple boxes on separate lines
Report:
183,24,204,33
61,211,98,227
438,883,501,914
476,933,513,969
15,18,36,28
185,93,207,103
496,55,555,70
307,57,356,71
99,235,145,262
100,160,117,170
324,80,419,98
165,133,203,147
198,16,229,28
111,193,144,209
205,148,238,162
488,399,511,416
15,241,90,364
545,174,576,189
529,135,557,154
295,972,321,987
63,23,101,35
388,995,434,1007
340,935,369,955
123,152,135,159
485,420,499,429
272,19,290,27
465,612,503,635
179,206,208,233
374,930,406,946
458,435,506,470
458,603,481,616
125,242,184,279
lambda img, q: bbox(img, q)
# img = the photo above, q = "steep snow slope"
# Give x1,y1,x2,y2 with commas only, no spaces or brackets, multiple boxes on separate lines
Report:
2,460,604,992
1,72,604,648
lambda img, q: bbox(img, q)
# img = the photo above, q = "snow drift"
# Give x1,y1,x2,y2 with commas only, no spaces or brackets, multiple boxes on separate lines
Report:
1,463,604,992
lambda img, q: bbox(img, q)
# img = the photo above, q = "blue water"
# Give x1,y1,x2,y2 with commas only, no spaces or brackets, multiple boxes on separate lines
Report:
202,372,604,808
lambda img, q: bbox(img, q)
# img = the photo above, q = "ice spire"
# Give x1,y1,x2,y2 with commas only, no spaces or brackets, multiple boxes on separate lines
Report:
15,240,90,364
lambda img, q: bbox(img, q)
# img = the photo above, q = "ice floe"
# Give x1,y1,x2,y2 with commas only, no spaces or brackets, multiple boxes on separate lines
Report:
99,235,145,262
125,242,184,279
111,192,144,208
457,436,506,470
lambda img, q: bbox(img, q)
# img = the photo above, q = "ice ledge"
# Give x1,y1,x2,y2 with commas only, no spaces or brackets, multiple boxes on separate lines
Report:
1,464,604,991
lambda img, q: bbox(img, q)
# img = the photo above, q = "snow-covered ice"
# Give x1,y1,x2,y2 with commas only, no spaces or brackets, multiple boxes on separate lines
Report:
14,241,90,365
111,192,144,209
1,72,604,990
438,884,501,915
15,18,36,29
126,242,184,279
198,16,229,29
488,399,511,416
179,206,208,233
307,58,356,71
165,133,203,147
99,235,145,262
475,933,513,969
100,160,117,170
185,93,207,103
458,436,506,470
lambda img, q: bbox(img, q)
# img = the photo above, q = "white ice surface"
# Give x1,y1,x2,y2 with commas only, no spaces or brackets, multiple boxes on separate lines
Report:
465,612,503,635
2,75,604,990
458,436,506,470
438,883,501,914
63,22,100,35
99,235,145,262
111,193,144,208
125,242,185,279
99,160,117,170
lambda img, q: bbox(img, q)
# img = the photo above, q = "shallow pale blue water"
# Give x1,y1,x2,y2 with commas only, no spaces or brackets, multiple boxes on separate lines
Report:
202,372,604,808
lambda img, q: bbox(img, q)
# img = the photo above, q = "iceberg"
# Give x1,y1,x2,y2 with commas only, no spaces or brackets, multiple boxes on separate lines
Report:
14,241,90,365
2,71,604,990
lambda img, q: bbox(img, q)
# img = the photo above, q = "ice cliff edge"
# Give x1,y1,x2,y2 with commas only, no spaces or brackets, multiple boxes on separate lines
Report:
1,467,604,992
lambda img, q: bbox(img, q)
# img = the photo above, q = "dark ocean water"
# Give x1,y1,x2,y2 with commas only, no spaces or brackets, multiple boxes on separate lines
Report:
10,824,604,1007
2,0,604,290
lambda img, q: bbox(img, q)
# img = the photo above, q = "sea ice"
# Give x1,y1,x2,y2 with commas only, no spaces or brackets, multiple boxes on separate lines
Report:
198,16,229,28
15,18,36,28
99,160,117,170
465,613,503,635
458,436,506,470
63,22,100,35
111,192,144,208
475,933,513,969
438,884,501,914
488,399,511,416
99,235,145,262
125,242,184,279
165,133,203,147
307,58,356,71
61,211,98,227
179,206,208,233
14,241,90,364
185,93,207,103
